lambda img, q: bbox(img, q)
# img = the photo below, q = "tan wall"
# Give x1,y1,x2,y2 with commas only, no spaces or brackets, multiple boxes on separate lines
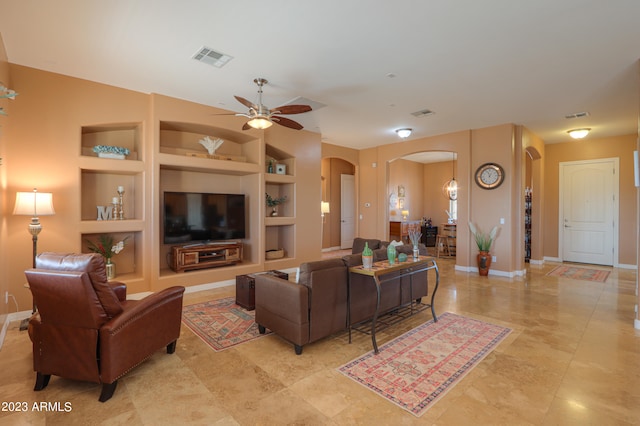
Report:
388,159,423,222
3,65,323,310
5,65,149,309
0,34,9,320
544,135,637,265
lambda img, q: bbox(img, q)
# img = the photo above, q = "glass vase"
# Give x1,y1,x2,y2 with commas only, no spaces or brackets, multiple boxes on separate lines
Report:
387,244,396,265
105,258,116,280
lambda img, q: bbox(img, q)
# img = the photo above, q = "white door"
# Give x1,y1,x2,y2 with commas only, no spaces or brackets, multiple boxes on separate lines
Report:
560,159,617,265
340,174,355,249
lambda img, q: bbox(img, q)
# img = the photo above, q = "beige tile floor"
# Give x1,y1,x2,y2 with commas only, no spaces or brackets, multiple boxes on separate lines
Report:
1,258,639,425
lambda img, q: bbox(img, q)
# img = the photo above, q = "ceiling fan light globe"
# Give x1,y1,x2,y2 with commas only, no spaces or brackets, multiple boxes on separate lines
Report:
247,117,273,129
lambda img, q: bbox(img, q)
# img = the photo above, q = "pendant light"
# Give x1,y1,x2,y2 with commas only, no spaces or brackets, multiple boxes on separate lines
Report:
442,152,457,200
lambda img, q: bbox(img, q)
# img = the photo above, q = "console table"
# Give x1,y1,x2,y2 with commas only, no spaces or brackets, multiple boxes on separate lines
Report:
348,256,439,354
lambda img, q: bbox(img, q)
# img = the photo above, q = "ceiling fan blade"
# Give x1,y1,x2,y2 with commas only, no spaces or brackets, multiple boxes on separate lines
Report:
272,116,304,130
235,95,257,110
270,104,312,115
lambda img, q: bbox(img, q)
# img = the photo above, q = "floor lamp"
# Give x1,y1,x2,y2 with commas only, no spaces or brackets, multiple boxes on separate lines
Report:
13,188,55,328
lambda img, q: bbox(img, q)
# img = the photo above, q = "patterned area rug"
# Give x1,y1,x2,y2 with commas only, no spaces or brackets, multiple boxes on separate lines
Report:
546,265,610,283
182,297,270,351
338,312,512,417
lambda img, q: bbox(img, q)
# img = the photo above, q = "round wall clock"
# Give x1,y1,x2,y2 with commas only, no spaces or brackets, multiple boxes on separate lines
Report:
475,163,505,189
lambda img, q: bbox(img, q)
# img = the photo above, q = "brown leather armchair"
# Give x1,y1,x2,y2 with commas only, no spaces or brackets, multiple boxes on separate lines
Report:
25,252,185,402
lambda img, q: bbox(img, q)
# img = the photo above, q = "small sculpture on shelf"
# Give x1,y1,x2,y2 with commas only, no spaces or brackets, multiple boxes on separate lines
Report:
198,136,224,155
265,193,287,217
92,145,130,159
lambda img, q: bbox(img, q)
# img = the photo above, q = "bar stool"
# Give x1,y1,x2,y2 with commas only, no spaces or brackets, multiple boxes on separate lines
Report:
436,223,457,258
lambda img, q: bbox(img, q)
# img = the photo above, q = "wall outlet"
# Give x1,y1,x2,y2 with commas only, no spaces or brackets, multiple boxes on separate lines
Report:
492,256,497,263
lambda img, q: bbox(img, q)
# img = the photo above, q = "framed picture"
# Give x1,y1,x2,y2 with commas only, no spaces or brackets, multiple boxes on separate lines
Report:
275,164,287,175
398,185,406,198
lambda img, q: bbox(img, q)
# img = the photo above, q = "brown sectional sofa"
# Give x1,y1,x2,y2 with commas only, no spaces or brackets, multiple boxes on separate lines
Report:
254,238,432,354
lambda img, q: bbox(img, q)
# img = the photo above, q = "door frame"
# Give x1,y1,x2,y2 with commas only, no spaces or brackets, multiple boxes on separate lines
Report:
558,158,619,266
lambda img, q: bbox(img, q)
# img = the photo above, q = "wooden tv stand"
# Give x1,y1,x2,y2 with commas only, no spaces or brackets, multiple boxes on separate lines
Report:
170,242,243,272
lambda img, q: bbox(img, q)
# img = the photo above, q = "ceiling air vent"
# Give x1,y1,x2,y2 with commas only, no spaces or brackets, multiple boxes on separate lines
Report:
564,111,590,119
192,47,233,68
411,108,435,118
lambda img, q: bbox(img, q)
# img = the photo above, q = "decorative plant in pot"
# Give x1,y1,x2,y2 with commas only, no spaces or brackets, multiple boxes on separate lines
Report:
408,229,422,259
86,234,129,280
265,193,287,217
468,222,498,276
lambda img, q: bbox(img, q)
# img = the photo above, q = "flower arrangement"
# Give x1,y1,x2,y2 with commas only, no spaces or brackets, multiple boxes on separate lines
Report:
86,235,129,260
265,193,287,207
408,229,422,247
468,222,498,252
92,145,130,156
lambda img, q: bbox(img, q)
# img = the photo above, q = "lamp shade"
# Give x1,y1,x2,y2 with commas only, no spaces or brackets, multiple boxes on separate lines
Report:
13,191,55,217
321,201,330,214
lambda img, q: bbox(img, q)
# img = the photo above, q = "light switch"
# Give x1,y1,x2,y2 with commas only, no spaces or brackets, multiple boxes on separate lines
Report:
499,218,505,224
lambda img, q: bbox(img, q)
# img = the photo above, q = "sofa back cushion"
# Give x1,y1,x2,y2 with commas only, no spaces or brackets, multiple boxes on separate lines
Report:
351,238,381,254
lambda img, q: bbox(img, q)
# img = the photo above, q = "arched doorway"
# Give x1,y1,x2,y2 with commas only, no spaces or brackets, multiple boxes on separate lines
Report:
388,151,458,256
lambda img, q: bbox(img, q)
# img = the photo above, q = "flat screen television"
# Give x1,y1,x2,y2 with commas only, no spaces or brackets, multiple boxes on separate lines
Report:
163,192,246,244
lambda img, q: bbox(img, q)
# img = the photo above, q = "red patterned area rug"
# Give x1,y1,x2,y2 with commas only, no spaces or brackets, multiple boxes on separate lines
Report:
546,265,610,283
338,312,512,417
182,297,270,351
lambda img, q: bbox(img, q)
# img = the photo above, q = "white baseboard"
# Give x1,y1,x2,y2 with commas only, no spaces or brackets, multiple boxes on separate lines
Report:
616,263,637,270
322,246,342,253
544,256,562,263
529,259,544,266
0,311,32,351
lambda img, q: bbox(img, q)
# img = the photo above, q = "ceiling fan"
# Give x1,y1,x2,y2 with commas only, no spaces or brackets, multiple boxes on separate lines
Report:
233,78,312,131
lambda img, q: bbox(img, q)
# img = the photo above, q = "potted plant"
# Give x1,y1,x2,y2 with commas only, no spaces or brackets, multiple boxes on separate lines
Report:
408,229,422,259
468,222,498,276
265,193,287,216
86,234,129,280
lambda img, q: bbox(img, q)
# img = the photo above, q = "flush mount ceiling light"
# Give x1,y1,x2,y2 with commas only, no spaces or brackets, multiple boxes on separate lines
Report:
396,128,412,138
568,128,590,139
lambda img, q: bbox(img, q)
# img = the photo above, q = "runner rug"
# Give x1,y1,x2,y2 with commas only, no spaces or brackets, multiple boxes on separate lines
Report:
182,297,270,351
338,312,512,417
546,265,610,283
